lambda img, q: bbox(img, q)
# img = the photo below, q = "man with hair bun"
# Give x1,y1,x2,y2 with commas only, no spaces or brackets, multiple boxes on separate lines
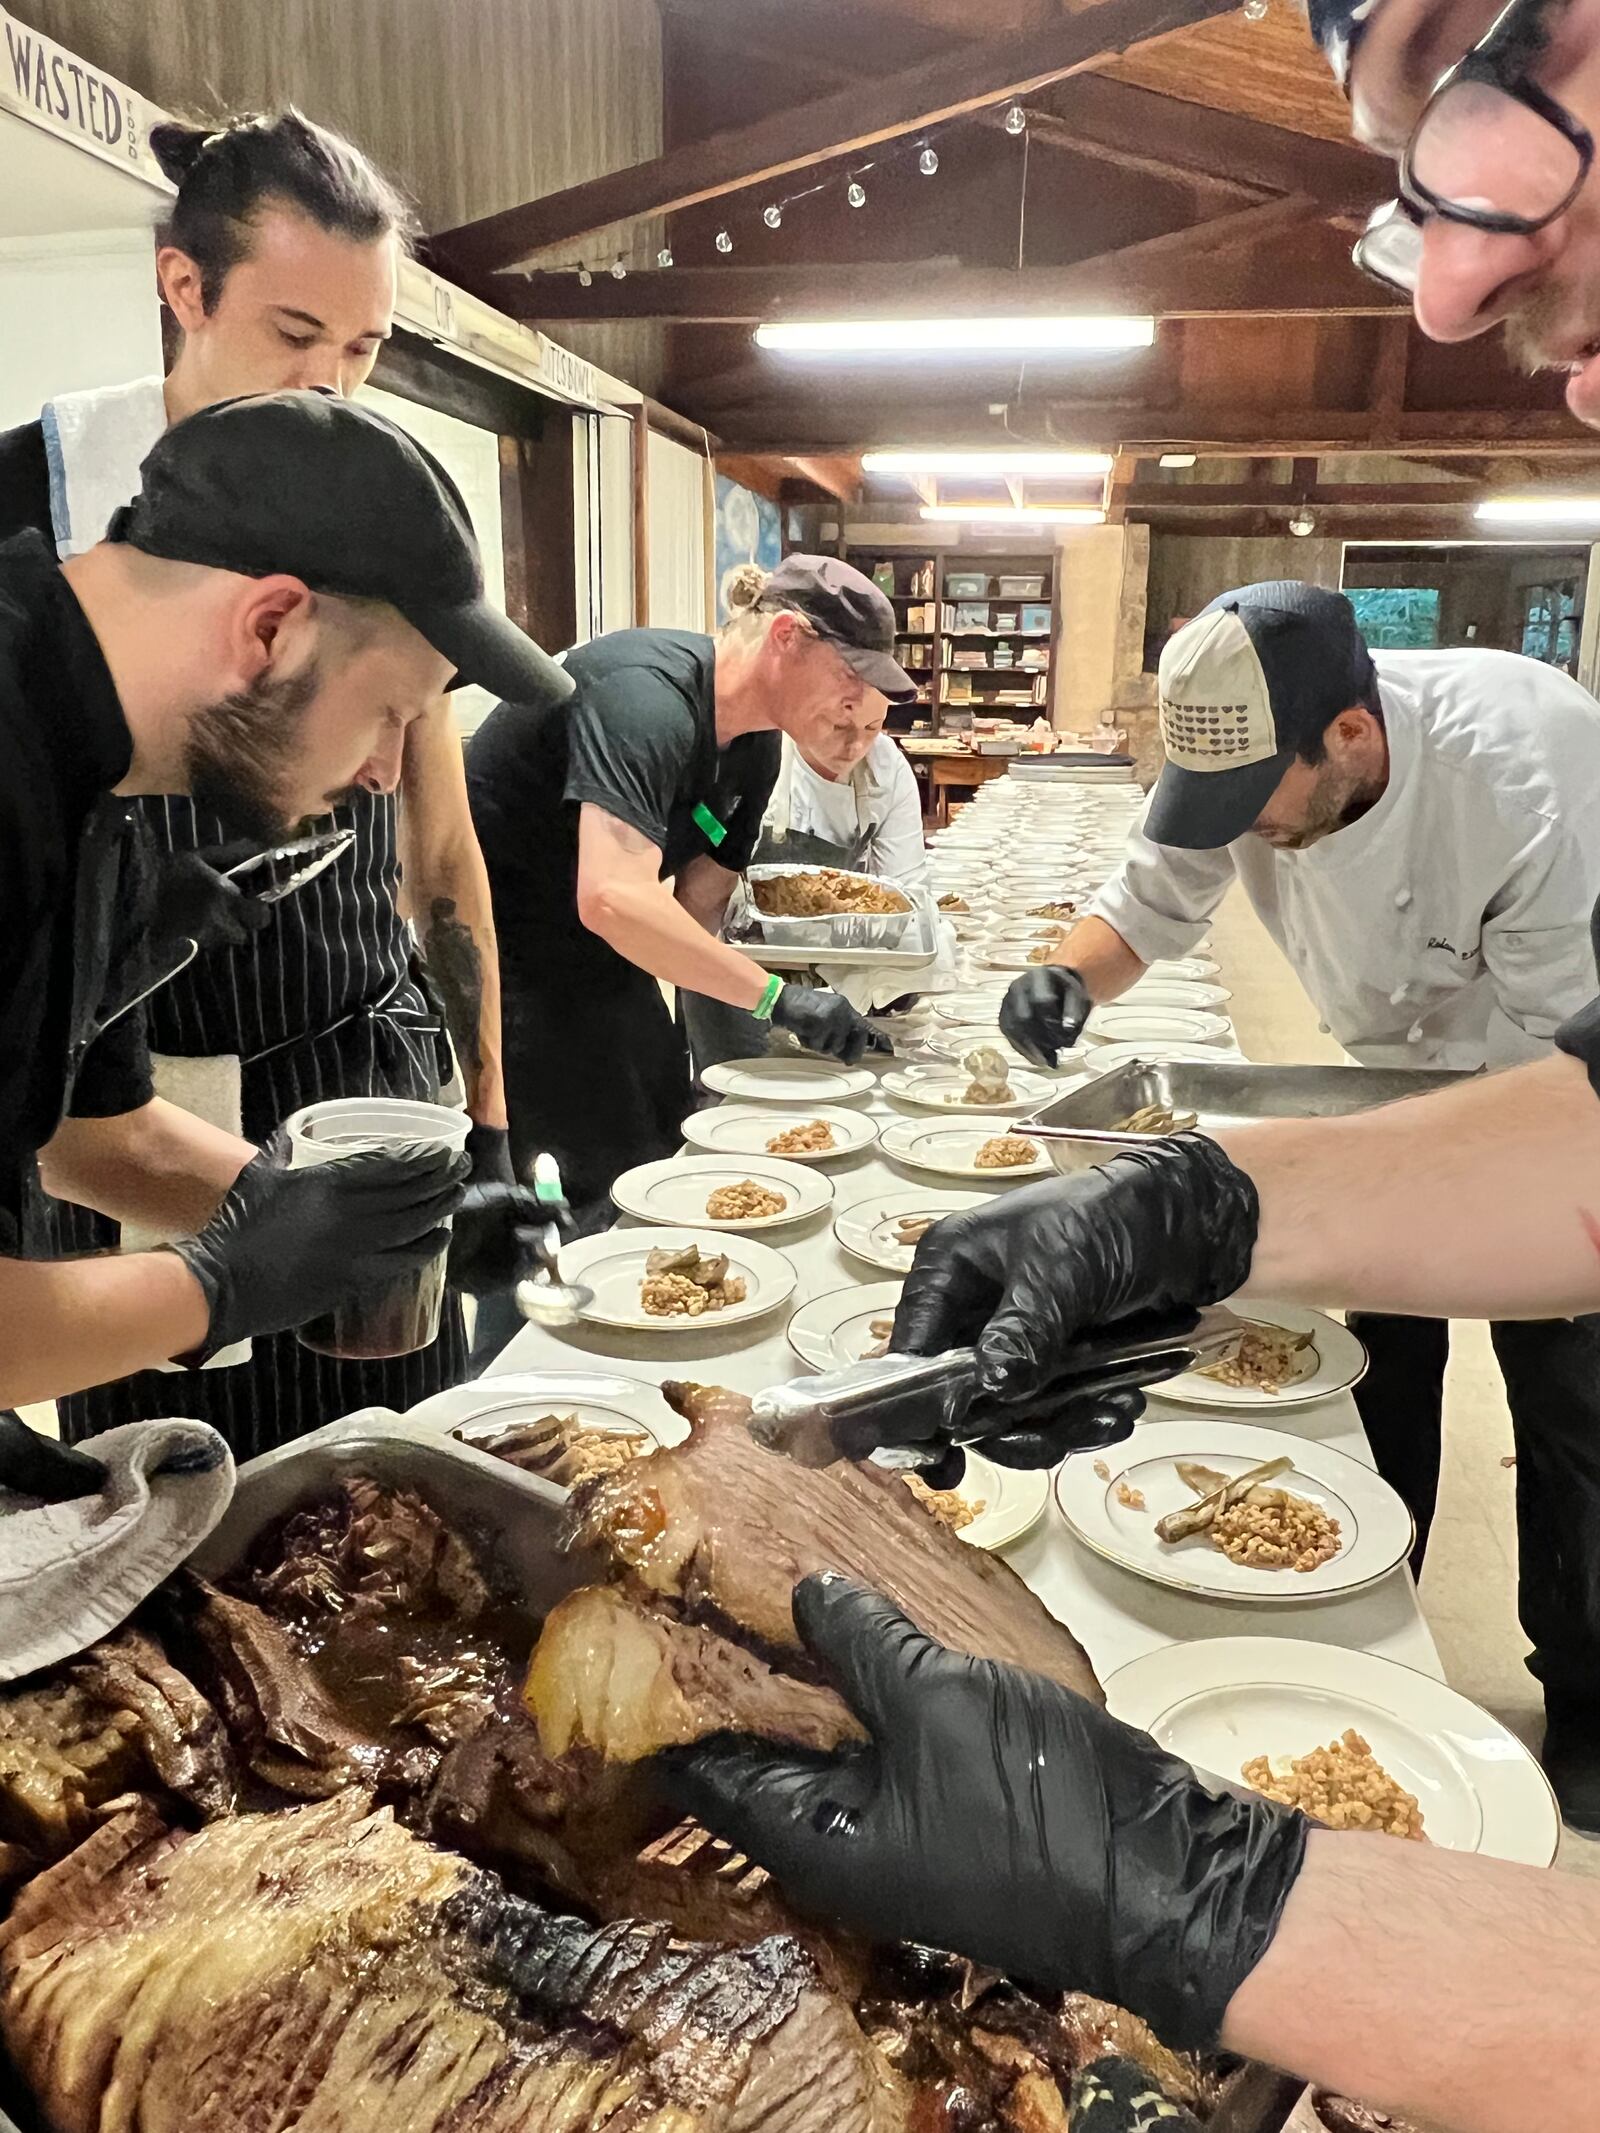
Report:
0,107,538,1452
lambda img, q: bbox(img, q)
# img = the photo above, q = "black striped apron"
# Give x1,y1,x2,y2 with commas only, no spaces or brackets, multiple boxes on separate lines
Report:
55,790,467,1460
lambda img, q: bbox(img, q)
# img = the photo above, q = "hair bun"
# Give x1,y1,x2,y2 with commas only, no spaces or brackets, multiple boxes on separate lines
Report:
149,119,223,187
724,563,768,614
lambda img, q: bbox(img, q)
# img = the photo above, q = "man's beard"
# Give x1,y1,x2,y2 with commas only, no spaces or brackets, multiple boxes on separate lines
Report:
1263,765,1385,850
183,664,323,843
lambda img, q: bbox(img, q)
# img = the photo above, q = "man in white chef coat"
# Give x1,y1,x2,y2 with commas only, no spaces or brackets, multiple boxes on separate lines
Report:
1003,577,1600,1791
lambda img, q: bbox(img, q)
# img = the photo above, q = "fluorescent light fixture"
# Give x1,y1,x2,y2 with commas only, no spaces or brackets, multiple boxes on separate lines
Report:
1475,496,1600,526
919,504,1106,526
1159,452,1197,469
755,316,1155,356
863,449,1112,477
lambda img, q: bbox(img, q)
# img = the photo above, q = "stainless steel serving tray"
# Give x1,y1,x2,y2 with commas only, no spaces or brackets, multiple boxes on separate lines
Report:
1025,1058,1470,1173
188,1408,589,1610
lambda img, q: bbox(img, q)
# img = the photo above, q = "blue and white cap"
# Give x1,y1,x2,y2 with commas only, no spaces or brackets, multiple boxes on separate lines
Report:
1306,0,1387,87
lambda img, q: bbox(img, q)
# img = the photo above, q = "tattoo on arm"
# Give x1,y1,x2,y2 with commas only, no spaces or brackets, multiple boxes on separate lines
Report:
421,894,485,1082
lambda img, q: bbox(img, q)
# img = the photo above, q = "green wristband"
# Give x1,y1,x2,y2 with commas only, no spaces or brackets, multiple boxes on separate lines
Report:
752,973,784,1021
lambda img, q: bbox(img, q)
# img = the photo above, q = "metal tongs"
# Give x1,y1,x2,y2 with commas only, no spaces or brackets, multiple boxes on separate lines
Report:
749,1305,1246,1469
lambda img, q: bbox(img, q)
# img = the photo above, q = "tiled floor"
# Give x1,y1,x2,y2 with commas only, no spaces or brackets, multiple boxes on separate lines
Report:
1211,883,1600,1869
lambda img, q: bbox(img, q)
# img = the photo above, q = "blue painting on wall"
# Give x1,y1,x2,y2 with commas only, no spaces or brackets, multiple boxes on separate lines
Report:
714,473,782,622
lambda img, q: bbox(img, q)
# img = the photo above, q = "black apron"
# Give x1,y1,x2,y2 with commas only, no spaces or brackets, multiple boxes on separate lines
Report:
55,791,467,1460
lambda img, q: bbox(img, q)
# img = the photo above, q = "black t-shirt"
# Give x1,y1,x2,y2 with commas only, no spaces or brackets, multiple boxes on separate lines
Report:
0,530,153,1250
465,628,780,976
1556,895,1600,1094
0,420,51,549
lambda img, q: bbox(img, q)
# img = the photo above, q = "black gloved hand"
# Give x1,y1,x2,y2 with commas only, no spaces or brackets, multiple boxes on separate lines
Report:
449,1129,576,1293
148,843,272,958
169,1135,467,1360
664,1575,1307,2052
999,964,1092,1068
770,984,893,1066
890,1138,1259,1466
465,1122,517,1187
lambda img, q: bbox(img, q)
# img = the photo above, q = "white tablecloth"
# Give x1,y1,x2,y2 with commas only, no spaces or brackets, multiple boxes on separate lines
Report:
481,1058,1442,1690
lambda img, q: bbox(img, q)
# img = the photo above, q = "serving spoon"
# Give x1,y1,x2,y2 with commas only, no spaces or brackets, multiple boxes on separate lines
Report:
513,1153,595,1327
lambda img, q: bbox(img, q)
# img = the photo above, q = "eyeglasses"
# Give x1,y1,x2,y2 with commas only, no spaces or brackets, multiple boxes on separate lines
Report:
1353,0,1593,295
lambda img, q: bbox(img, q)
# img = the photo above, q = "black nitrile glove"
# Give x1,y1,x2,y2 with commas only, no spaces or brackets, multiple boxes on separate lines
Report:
890,1138,1259,1465
169,1135,467,1360
664,1575,1307,2052
465,1122,517,1187
149,843,272,957
999,964,1093,1068
770,983,893,1065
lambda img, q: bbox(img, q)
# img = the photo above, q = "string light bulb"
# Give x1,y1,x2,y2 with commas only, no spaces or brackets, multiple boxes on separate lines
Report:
610,259,627,279
919,145,939,176
657,246,674,268
1004,102,1027,136
763,203,783,229
715,228,734,253
847,179,867,208
577,265,592,287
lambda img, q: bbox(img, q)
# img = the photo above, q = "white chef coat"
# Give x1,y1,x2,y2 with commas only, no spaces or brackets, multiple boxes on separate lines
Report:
1090,648,1600,1070
762,734,928,886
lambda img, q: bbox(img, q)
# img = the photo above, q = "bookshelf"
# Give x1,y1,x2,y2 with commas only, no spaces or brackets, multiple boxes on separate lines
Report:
846,544,1056,736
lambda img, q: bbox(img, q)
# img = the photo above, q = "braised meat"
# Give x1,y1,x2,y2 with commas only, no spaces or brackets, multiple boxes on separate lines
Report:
527,1585,866,1762
558,1381,1100,1704
0,1790,906,2133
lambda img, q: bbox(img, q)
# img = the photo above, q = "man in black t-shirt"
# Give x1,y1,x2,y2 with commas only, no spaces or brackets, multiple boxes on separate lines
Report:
466,557,916,1222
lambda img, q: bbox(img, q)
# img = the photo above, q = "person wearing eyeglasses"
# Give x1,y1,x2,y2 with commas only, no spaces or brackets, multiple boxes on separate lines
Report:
0,392,570,1433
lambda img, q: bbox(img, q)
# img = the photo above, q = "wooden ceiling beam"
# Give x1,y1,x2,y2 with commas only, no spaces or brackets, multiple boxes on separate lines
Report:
1124,480,1484,507
431,0,1243,279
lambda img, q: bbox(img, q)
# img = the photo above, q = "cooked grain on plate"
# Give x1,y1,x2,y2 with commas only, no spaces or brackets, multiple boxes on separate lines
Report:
476,1414,648,1486
705,1179,787,1220
1241,1730,1426,1839
767,1118,837,1155
974,1135,1040,1169
903,1473,986,1533
640,1270,749,1316
1196,1321,1317,1394
1114,1482,1147,1511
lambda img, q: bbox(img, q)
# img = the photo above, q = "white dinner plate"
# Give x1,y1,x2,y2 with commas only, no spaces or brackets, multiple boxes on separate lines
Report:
930,987,1011,1026
404,1369,688,1446
881,1063,1056,1114
611,1152,833,1230
1052,1417,1414,1603
1086,1005,1232,1045
787,1278,905,1368
977,944,1065,973
1124,980,1232,1012
833,1185,991,1272
879,1116,1054,1179
699,1056,875,1103
1147,956,1220,982
1148,1305,1368,1411
681,1103,879,1161
1081,1040,1236,1075
983,921,1073,948
1105,1638,1559,1866
558,1226,797,1332
910,1450,1050,1552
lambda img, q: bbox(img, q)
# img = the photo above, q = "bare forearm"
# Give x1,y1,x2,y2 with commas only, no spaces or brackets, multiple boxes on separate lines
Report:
39,1100,253,1235
1050,915,1146,1001
582,875,770,1009
1219,1051,1600,1317
1224,1829,1600,2133
416,876,507,1128
0,1252,210,1405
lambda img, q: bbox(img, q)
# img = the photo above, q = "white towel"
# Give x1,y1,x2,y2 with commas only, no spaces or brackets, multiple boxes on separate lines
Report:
0,1419,235,1680
40,374,167,558
815,917,962,1014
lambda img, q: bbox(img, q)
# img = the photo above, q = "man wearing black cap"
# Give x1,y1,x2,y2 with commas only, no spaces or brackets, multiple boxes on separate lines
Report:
466,555,915,1227
0,389,569,1415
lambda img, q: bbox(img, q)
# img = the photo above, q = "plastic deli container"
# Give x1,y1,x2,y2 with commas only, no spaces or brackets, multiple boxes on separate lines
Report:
284,1096,471,1359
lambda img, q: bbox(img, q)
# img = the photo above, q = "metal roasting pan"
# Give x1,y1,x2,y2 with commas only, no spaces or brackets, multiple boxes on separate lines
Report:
1025,1058,1471,1173
0,1410,1303,2133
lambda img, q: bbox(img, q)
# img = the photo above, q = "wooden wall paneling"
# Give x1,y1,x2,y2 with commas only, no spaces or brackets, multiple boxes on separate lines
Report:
632,404,651,628
1146,531,1345,638
499,420,580,657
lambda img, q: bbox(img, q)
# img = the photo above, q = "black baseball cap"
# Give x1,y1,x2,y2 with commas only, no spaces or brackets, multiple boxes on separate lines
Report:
1146,581,1379,850
757,553,919,703
107,390,574,707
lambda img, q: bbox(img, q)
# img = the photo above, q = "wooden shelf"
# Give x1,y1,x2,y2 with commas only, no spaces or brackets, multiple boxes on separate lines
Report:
847,542,1056,738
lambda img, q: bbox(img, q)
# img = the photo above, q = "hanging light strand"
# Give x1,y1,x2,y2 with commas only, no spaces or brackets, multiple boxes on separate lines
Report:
535,107,1021,282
